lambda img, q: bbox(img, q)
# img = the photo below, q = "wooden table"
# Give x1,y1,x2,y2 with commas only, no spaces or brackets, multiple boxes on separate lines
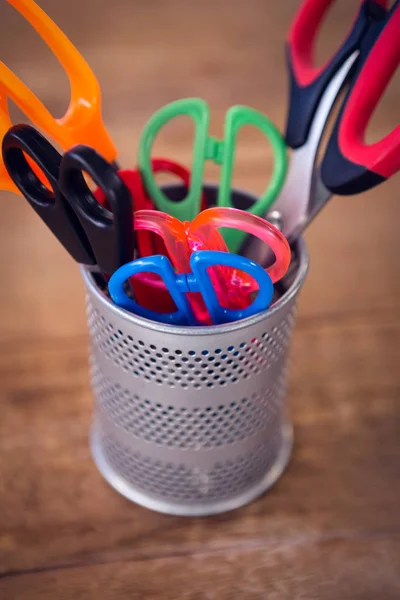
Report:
0,1,399,598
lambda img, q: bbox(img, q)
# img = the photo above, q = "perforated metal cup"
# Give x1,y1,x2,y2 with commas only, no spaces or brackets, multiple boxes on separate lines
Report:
81,185,309,516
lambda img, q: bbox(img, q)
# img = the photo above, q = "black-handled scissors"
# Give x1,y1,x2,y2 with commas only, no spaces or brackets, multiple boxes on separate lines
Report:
1,124,134,275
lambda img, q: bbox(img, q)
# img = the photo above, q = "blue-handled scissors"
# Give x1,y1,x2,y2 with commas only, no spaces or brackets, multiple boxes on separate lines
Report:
108,251,274,326
1,124,134,275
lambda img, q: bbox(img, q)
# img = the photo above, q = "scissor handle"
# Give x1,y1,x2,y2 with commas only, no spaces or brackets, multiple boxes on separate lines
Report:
93,160,206,260
93,168,158,258
138,98,287,252
285,0,388,148
217,105,287,253
108,255,194,326
138,98,209,222
133,209,228,325
130,207,289,315
1,124,95,264
58,146,134,274
95,169,152,212
151,158,208,211
150,158,194,187
189,251,274,325
0,82,54,194
0,85,18,193
134,209,191,270
1,0,116,162
191,207,291,284
134,208,229,269
94,163,190,258
321,1,400,194
139,158,208,253
108,251,274,326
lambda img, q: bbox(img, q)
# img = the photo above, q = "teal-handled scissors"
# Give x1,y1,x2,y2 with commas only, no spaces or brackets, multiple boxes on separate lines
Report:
137,97,288,254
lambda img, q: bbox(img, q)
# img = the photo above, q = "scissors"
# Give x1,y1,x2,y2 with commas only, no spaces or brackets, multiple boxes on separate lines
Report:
93,160,208,259
2,124,134,275
0,0,204,217
137,97,288,254
2,124,210,315
132,207,291,324
108,251,274,326
247,0,400,263
0,0,117,195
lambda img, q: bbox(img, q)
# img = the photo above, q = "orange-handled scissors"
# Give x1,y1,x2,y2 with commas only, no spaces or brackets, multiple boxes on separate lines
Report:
0,0,117,194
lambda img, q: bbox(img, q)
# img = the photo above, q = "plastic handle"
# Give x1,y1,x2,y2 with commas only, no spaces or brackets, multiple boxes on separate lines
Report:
138,98,209,222
133,209,227,326
108,255,193,326
93,168,157,258
189,207,290,312
93,159,196,258
139,158,208,254
285,0,387,148
0,83,51,194
217,105,287,253
287,0,381,85
1,124,95,264
191,207,291,283
152,158,208,211
151,158,191,183
108,251,274,326
134,209,192,270
138,98,287,253
2,0,116,161
58,146,134,274
130,207,290,315
0,85,19,193
321,2,400,194
189,251,274,325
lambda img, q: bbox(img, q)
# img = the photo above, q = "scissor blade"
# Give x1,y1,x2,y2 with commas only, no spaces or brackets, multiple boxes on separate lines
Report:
278,51,359,243
307,167,333,228
243,51,360,267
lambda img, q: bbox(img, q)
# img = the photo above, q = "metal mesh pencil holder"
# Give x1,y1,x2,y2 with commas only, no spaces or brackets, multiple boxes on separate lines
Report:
81,186,309,516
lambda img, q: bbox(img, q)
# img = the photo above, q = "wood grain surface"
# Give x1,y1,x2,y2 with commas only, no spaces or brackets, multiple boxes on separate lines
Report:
0,1,399,598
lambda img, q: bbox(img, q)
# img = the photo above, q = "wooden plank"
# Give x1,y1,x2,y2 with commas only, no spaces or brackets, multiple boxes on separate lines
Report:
0,312,399,575
1,538,400,599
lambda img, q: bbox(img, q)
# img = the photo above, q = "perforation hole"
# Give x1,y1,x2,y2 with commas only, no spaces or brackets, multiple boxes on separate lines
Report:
86,301,297,389
99,432,282,502
92,364,286,450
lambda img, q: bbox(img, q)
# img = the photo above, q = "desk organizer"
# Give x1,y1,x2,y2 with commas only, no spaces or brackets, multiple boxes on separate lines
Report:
81,185,309,516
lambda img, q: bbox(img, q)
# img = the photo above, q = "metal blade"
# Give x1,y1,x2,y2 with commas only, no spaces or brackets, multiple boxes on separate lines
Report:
243,50,359,267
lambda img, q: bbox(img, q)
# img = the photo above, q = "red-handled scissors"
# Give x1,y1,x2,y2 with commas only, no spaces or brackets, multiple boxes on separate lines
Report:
247,0,400,261
93,159,207,259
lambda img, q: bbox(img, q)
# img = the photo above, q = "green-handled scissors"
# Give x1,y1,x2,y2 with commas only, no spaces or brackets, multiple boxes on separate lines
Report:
138,98,287,253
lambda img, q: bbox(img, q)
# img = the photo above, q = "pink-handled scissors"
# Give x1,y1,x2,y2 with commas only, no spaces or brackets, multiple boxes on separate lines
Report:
133,208,291,325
